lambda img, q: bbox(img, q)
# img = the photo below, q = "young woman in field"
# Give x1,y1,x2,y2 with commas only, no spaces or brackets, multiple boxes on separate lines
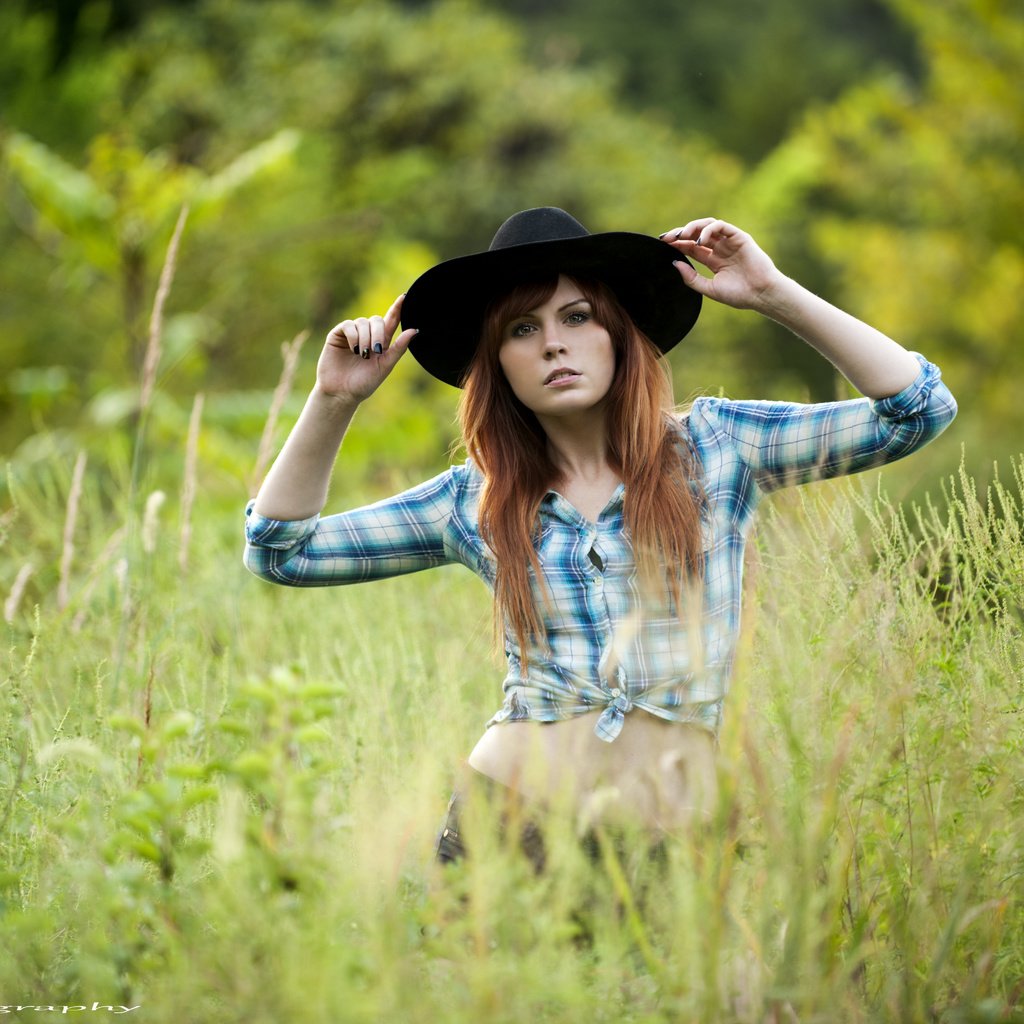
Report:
243,208,957,873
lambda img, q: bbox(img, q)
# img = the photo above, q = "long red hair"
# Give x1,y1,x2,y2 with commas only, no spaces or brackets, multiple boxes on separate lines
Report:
458,275,706,660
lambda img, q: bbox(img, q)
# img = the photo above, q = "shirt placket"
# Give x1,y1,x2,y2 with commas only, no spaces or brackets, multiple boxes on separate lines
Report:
542,491,632,741
588,507,633,741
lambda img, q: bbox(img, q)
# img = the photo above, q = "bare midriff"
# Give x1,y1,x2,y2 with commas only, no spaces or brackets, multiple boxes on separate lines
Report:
465,711,717,834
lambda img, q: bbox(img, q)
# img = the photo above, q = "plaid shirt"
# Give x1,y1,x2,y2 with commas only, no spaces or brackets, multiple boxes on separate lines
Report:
244,354,956,742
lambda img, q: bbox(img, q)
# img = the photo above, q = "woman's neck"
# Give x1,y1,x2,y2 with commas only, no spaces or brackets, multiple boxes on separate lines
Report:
537,407,615,484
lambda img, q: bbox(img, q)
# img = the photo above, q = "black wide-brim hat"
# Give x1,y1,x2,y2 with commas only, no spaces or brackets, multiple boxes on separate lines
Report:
403,207,701,388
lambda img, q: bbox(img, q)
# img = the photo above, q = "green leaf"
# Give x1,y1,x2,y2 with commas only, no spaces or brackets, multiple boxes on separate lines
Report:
193,129,302,211
5,131,116,231
179,784,220,811
228,752,272,780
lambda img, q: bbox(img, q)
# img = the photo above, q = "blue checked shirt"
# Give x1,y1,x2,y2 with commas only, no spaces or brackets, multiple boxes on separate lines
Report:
244,354,956,742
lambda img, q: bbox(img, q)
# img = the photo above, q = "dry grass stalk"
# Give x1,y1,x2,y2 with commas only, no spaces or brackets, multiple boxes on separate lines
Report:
251,329,310,491
72,525,127,632
113,556,131,626
4,563,35,623
140,204,190,414
0,506,18,547
142,491,167,554
179,391,204,573
57,450,87,611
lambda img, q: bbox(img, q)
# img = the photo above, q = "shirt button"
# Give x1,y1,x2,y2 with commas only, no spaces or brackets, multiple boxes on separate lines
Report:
611,688,621,698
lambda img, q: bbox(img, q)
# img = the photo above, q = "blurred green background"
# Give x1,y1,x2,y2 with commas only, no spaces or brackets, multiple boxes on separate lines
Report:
2,0,1021,499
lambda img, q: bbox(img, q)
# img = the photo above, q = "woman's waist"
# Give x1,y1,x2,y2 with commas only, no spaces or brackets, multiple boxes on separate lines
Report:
466,711,717,831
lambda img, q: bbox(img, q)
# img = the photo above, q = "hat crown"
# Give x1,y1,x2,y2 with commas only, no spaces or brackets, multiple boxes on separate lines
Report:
488,207,589,251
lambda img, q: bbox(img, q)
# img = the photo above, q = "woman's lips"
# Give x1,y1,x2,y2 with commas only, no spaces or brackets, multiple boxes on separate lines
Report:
544,369,582,387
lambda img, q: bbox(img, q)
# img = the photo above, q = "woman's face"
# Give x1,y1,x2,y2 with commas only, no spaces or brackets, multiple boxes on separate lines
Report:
497,276,616,421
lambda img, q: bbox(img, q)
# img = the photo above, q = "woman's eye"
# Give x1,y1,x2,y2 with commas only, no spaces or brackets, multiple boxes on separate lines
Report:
509,322,535,337
566,310,589,325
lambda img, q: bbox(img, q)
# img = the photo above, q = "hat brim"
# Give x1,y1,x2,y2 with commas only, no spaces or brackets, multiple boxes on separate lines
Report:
402,232,701,388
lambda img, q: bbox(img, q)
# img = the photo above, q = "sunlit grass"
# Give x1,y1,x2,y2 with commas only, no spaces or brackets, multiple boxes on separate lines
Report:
1,452,1022,1023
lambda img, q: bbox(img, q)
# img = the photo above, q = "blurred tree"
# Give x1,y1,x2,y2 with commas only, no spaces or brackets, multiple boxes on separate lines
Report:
456,0,921,161
21,0,198,71
0,0,738,479
0,4,118,152
3,128,299,404
773,0,1023,456
2,0,1017,493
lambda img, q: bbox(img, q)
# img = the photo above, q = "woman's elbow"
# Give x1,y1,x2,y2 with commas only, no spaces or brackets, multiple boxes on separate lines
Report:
928,383,959,435
241,544,307,586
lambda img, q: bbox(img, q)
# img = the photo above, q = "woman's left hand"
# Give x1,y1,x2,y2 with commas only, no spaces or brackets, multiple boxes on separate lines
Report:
661,218,783,311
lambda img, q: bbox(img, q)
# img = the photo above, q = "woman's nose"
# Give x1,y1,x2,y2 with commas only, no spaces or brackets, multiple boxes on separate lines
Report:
541,324,566,354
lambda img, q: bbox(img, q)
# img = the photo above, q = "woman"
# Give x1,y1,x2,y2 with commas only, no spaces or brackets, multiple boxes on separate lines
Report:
244,208,957,872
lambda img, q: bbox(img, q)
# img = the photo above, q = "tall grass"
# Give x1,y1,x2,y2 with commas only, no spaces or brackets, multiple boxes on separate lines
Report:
1,212,1021,1018
1,437,1021,1022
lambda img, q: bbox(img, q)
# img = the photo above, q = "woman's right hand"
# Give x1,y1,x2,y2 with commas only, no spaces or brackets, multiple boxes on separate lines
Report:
316,293,418,404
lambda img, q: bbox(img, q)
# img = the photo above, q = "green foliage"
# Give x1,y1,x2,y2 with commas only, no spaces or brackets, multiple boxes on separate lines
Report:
1,398,1023,1017
2,0,1022,1015
479,0,921,161
207,664,348,889
772,0,1024,452
731,462,1024,1021
6,132,116,237
3,126,301,380
2,0,1020,490
1,0,739,472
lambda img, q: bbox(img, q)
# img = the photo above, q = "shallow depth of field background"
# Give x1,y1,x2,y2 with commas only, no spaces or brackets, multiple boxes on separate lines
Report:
1,0,1022,1020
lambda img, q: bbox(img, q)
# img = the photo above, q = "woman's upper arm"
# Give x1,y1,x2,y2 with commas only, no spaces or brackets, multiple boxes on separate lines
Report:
697,354,957,493
242,466,465,585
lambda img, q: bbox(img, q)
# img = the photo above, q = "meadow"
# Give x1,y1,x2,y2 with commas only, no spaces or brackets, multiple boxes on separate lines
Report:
2,0,1022,1018
1,418,1021,1022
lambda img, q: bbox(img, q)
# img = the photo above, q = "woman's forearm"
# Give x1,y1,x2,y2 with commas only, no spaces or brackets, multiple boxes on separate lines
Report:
754,274,922,400
665,220,923,400
250,385,360,521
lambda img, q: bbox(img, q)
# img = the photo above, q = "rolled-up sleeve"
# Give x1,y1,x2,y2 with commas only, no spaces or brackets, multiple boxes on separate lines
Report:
694,353,957,493
243,466,465,586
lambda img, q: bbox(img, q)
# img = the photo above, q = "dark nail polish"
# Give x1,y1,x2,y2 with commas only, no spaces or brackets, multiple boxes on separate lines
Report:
361,348,370,359
374,343,383,354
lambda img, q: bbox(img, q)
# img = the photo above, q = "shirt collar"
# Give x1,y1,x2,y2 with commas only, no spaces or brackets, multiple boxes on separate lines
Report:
541,483,625,526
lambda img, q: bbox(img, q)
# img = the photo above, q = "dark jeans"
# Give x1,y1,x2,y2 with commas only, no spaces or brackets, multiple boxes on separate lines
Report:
433,770,669,876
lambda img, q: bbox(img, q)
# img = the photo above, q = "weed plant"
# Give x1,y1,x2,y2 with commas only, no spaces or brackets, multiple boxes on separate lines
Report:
1,437,1022,1023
